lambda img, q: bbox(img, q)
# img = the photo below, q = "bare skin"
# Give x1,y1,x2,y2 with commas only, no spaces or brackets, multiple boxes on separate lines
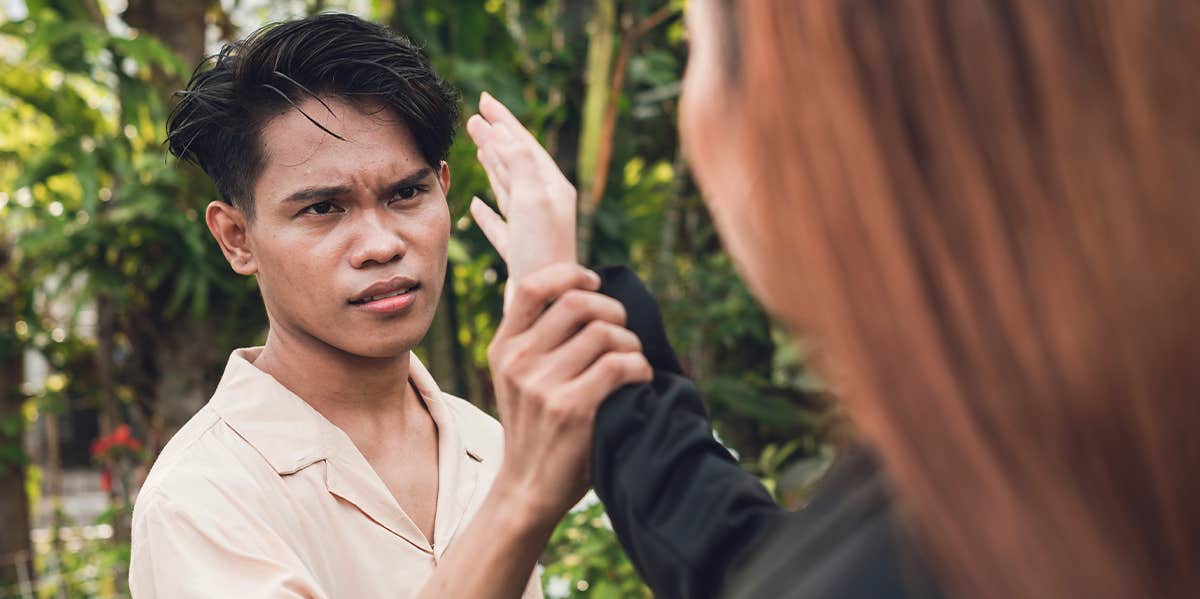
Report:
451,1,756,594
207,94,651,597
208,98,448,543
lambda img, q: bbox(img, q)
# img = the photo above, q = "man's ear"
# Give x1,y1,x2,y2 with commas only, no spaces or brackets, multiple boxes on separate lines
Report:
205,200,258,275
438,160,451,196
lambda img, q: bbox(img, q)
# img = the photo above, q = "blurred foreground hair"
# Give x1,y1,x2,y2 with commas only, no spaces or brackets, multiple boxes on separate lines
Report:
165,13,459,217
726,0,1200,596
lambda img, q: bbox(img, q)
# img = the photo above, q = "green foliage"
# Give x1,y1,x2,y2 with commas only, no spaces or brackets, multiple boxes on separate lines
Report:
1,5,258,329
32,532,130,598
2,0,839,596
543,498,651,599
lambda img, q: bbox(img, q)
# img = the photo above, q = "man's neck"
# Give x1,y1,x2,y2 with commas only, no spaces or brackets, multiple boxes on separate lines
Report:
252,325,443,543
251,326,422,451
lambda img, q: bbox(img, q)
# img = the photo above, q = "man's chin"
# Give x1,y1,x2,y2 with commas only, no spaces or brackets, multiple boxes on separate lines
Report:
324,318,432,359
338,335,423,360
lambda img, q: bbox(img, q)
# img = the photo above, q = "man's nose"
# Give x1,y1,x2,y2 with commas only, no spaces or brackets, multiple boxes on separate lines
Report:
348,210,407,268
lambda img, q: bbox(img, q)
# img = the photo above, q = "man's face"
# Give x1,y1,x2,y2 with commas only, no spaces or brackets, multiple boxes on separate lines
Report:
239,97,451,359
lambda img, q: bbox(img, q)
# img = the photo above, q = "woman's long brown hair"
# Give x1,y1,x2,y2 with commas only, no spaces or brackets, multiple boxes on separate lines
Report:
727,1,1200,596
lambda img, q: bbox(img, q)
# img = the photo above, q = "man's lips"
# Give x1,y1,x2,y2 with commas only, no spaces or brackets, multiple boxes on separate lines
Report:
352,287,418,313
349,276,421,313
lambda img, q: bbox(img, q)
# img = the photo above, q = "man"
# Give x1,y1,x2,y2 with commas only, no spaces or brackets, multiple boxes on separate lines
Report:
131,14,651,598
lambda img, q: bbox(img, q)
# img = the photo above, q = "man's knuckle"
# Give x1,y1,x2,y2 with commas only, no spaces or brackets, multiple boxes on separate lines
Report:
611,302,629,326
516,376,542,401
560,183,577,201
511,279,535,300
560,289,588,312
591,353,617,377
544,399,572,424
601,323,625,347
578,319,606,342
611,328,637,351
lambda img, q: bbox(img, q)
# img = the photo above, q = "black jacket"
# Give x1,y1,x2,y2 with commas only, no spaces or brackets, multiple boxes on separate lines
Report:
593,266,942,599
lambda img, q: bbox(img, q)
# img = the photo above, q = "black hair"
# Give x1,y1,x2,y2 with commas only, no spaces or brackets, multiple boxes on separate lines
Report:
166,13,460,217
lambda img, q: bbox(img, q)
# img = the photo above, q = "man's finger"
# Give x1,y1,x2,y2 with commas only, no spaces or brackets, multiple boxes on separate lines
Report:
470,197,509,262
496,263,601,337
566,351,653,408
537,321,642,380
521,289,627,353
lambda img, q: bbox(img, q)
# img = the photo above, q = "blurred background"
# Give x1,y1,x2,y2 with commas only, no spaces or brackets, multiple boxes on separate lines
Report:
0,0,837,596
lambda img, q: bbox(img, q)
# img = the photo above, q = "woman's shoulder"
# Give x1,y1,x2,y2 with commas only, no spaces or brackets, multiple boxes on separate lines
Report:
722,448,944,599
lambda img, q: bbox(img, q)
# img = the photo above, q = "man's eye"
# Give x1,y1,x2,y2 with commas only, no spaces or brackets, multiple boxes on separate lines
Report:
393,186,425,201
302,201,340,215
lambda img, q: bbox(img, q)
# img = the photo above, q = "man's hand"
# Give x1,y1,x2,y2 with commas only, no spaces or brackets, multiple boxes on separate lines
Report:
487,262,653,518
466,92,578,280
427,93,649,599
415,263,651,599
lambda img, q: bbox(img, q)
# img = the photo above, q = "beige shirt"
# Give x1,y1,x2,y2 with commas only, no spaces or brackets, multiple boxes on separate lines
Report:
129,348,541,598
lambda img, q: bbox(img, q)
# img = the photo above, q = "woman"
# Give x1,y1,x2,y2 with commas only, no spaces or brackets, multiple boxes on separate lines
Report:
468,0,1200,597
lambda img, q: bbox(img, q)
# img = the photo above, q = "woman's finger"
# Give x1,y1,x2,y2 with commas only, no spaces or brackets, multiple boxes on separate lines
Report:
480,94,564,176
465,113,492,146
487,123,550,199
487,123,570,206
481,144,513,212
468,113,514,209
479,92,538,143
478,92,571,179
470,197,510,262
475,144,512,212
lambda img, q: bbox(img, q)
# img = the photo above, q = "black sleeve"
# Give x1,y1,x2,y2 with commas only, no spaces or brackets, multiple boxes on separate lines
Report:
593,266,786,599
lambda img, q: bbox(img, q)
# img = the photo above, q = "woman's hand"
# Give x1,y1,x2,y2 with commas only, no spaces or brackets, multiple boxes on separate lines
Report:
466,92,578,280
487,262,653,518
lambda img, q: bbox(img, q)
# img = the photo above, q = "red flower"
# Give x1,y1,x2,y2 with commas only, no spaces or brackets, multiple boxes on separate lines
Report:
90,424,144,460
100,467,112,493
112,425,131,443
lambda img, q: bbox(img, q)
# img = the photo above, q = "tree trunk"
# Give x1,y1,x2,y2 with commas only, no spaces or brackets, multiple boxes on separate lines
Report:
122,0,208,67
651,147,689,298
0,351,31,594
117,0,213,468
574,0,616,261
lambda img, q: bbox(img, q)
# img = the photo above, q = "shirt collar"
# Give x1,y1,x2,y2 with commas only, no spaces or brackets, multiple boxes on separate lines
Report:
209,347,483,471
207,347,483,552
208,347,336,474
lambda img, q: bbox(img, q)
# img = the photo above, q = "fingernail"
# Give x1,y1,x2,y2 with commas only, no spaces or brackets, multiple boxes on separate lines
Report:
587,269,601,287
481,91,493,104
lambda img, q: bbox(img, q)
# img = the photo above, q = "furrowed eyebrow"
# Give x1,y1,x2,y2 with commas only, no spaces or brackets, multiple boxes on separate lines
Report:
382,167,435,197
278,166,436,205
280,184,354,204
